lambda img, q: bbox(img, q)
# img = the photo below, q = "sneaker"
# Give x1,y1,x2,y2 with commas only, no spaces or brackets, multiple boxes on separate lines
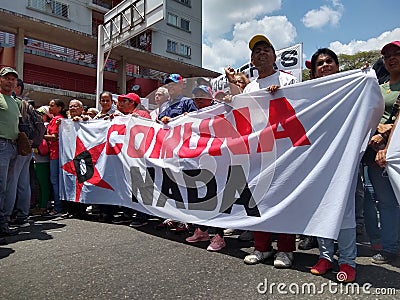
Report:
129,218,148,228
0,237,7,245
207,235,226,251
10,218,30,228
310,258,333,275
238,230,254,241
371,251,397,264
155,219,177,230
244,250,275,265
175,222,189,234
274,252,294,268
223,228,239,236
112,215,133,224
298,236,318,250
337,264,356,283
0,224,19,236
45,210,62,217
186,228,210,243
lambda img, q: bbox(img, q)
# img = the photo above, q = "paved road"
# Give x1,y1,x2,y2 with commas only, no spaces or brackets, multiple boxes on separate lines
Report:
0,215,399,299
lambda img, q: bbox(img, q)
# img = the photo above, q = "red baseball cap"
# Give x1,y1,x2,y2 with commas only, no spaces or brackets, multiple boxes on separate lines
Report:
381,41,400,54
117,93,140,104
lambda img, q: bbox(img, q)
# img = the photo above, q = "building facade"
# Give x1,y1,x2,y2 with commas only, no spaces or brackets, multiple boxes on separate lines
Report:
0,0,216,107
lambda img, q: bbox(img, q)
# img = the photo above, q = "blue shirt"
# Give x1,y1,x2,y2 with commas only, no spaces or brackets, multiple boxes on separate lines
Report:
157,95,198,120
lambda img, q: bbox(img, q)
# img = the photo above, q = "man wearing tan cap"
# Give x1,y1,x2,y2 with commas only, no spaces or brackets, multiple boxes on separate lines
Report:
242,35,298,269
0,67,21,240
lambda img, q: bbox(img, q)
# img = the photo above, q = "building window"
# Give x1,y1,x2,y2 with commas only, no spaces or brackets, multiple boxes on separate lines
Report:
52,1,68,18
180,44,191,57
167,12,190,32
28,0,69,19
174,0,191,7
167,40,178,53
167,13,179,27
180,18,190,31
167,39,191,58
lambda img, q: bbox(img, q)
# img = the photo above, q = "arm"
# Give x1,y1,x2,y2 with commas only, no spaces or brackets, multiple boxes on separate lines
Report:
375,113,399,167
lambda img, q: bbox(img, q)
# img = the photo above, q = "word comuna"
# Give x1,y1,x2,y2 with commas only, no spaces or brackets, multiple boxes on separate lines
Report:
106,97,311,217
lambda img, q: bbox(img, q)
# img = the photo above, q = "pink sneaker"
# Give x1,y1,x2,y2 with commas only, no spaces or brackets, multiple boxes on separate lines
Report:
186,228,210,243
207,235,226,251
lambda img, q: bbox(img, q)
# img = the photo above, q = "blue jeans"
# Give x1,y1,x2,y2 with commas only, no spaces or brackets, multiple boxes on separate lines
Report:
368,164,400,254
317,228,357,268
0,138,17,225
50,158,63,213
362,165,381,244
5,154,32,220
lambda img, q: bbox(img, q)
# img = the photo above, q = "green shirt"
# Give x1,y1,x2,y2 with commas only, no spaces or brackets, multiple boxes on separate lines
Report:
0,94,20,140
380,81,400,124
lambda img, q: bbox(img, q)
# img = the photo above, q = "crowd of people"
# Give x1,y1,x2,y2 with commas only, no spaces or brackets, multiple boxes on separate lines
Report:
0,35,399,284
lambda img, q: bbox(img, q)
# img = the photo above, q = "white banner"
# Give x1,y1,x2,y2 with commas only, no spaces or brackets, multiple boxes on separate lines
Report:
386,120,400,204
59,68,383,239
211,43,303,93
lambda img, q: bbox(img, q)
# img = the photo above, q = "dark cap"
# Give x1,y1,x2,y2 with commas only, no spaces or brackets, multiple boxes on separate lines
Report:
192,85,213,99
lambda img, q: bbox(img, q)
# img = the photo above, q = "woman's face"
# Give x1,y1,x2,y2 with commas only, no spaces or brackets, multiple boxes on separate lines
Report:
100,93,113,111
313,54,339,78
382,45,400,74
49,100,61,115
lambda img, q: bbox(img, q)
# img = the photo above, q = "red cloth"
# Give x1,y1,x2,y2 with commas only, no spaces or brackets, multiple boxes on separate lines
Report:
133,108,151,119
253,231,296,252
47,115,63,160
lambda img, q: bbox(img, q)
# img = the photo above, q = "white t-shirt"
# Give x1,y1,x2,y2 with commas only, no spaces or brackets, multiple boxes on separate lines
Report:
243,70,298,93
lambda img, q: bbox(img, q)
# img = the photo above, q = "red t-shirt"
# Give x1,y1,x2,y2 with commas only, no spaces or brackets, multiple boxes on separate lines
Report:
47,115,63,160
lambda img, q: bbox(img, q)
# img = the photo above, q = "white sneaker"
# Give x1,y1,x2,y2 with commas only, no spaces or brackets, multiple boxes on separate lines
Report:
274,252,294,268
223,228,239,236
244,250,274,265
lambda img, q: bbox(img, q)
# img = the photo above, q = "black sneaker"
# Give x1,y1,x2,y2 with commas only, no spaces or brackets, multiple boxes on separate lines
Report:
10,218,30,228
371,251,397,264
112,215,133,225
0,237,7,245
129,218,148,228
0,224,19,236
298,236,318,250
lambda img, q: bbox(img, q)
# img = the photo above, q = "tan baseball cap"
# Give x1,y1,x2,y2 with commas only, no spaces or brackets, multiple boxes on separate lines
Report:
0,66,18,78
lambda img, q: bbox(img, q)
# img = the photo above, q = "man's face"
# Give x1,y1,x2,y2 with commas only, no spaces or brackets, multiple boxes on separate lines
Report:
117,98,135,114
69,101,83,117
100,94,113,111
193,91,212,109
166,82,183,99
155,90,168,106
251,42,276,70
0,74,17,95
382,45,400,74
